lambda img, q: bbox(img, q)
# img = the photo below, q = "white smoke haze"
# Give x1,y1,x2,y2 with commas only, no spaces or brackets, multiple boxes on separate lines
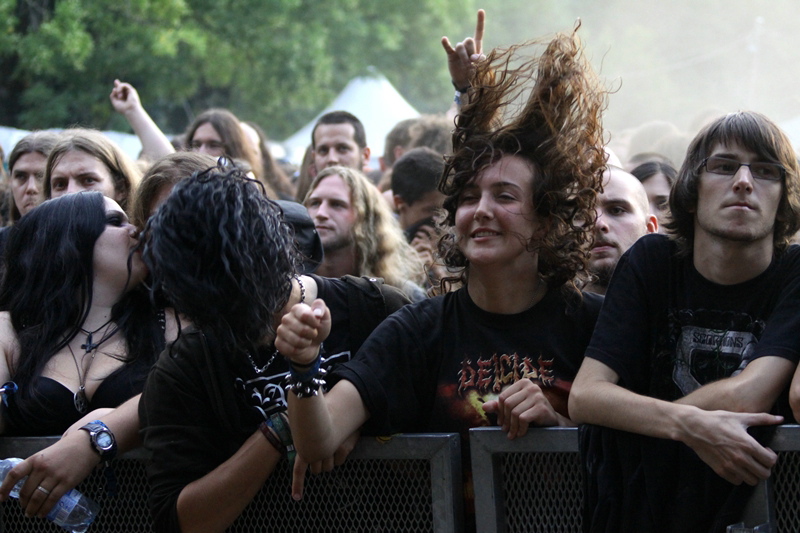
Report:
477,0,800,165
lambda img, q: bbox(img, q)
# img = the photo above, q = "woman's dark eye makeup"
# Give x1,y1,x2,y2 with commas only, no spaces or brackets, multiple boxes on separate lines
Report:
106,214,125,226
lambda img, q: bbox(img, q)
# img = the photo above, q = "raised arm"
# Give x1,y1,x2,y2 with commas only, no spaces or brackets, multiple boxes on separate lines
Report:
441,9,485,113
275,299,369,463
442,9,485,91
109,79,174,163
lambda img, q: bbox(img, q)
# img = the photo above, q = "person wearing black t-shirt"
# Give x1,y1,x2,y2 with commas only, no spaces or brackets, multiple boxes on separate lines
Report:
570,111,800,533
276,25,609,530
135,168,410,532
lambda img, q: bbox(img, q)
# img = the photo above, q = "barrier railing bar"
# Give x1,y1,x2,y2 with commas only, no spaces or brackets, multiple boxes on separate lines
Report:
1,434,462,533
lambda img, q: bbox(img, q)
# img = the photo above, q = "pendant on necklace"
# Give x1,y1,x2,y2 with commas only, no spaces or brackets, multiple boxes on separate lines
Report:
81,332,97,353
74,387,88,414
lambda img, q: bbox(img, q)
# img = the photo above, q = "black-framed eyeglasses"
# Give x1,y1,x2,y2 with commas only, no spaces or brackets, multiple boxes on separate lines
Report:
700,156,785,182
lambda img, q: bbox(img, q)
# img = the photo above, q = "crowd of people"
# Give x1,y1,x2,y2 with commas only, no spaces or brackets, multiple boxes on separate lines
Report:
0,8,798,533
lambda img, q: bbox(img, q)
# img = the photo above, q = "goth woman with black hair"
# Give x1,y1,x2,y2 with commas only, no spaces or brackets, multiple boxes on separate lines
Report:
0,191,172,437
138,166,408,532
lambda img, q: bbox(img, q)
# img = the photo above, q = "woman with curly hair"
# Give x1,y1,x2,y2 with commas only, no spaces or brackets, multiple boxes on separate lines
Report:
277,23,608,528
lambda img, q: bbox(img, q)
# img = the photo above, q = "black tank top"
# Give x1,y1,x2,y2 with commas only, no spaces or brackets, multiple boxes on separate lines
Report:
4,355,153,435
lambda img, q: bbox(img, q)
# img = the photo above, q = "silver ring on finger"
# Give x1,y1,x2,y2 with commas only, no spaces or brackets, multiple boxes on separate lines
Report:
36,485,51,496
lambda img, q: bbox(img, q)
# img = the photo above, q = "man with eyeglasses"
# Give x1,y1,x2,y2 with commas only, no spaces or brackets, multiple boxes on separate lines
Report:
570,111,800,532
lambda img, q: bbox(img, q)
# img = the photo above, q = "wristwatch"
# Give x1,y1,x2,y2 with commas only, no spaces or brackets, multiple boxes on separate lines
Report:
80,420,117,461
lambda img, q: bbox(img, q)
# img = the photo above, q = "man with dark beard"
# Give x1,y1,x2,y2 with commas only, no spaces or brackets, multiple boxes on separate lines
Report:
586,165,657,294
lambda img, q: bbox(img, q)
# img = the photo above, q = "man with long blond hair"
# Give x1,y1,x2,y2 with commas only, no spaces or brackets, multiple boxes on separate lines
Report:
304,166,425,300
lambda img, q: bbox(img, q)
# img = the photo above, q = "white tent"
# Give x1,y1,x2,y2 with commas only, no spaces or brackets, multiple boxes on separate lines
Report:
282,70,420,167
0,126,142,162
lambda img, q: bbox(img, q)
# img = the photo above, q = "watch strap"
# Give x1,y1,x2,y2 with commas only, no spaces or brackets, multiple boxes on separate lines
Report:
80,420,117,461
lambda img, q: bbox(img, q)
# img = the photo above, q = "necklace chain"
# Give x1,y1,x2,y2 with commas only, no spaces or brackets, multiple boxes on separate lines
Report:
246,276,305,375
68,343,96,414
247,348,279,375
69,320,118,413
295,274,305,304
80,318,117,353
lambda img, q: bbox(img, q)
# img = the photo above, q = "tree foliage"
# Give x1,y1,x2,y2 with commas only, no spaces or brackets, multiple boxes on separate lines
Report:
1,0,474,139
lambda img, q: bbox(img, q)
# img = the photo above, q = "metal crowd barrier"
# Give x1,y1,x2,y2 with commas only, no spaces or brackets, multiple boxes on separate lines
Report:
5,426,800,533
470,425,800,533
470,427,582,533
0,433,462,533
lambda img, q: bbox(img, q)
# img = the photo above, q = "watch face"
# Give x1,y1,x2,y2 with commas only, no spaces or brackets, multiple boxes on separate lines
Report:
96,431,114,449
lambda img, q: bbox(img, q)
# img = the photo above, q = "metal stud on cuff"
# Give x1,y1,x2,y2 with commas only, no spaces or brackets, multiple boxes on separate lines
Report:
285,368,327,398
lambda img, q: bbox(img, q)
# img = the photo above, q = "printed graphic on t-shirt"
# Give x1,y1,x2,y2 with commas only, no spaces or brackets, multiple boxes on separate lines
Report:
235,350,351,417
236,370,289,417
434,351,570,431
673,325,757,396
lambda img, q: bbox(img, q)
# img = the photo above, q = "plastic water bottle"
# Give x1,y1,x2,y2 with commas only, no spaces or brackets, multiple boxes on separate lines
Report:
0,457,100,533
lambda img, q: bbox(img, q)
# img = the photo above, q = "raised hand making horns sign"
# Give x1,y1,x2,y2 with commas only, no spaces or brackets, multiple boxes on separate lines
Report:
441,9,486,92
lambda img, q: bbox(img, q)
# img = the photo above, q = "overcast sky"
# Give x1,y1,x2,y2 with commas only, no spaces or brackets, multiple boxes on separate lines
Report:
470,0,800,155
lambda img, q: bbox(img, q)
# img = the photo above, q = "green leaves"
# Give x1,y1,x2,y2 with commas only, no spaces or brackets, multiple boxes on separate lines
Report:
1,0,471,139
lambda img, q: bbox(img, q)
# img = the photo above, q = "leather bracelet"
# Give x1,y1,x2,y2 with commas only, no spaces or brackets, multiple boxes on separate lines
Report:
259,421,284,454
290,344,322,370
266,412,296,464
290,351,322,382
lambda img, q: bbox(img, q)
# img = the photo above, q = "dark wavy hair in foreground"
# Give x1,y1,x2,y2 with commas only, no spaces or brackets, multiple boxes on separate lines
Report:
141,166,297,358
437,25,608,293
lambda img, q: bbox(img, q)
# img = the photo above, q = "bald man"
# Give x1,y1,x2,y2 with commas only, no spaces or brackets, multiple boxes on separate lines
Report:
587,166,658,294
